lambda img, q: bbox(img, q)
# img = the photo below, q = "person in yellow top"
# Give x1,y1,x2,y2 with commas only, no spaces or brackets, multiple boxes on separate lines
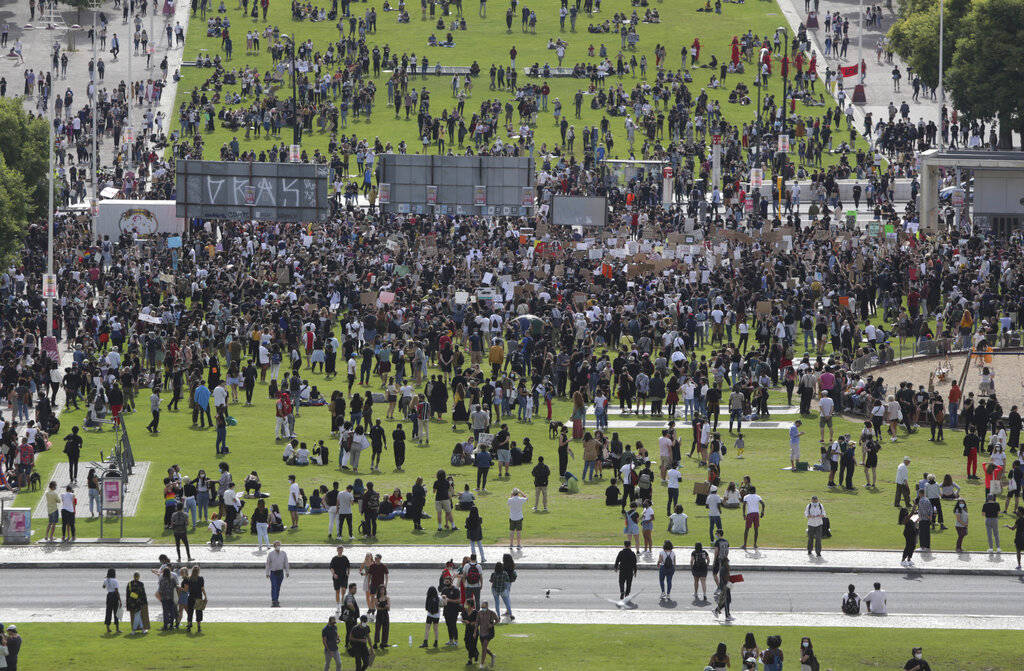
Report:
44,480,61,542
488,339,504,377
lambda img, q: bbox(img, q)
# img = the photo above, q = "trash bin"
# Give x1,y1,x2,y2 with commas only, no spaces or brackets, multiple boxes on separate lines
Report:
2,507,32,544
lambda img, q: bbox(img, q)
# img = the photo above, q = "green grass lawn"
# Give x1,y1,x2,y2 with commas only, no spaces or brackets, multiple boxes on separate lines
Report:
14,331,998,551
172,0,871,167
11,622,1014,670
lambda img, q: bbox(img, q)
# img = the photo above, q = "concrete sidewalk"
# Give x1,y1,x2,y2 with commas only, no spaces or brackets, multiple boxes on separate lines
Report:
1,542,1019,575
4,606,1021,630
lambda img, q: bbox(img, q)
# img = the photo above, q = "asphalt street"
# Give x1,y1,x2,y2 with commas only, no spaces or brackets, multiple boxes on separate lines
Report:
9,568,1023,616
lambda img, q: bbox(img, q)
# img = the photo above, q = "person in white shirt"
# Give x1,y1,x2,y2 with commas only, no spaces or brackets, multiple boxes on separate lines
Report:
741,487,765,550
668,505,688,534
804,495,826,557
287,475,302,529
59,485,76,542
895,456,911,508
265,540,290,607
665,463,682,516
789,420,804,469
507,488,527,549
705,485,723,542
213,382,229,417
818,393,835,443
863,581,887,614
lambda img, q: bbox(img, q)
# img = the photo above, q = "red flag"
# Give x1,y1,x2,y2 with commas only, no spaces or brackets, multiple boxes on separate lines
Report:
840,64,859,78
601,263,613,279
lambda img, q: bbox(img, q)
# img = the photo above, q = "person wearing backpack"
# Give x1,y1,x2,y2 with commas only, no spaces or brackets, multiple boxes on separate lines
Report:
657,540,676,600
799,636,820,671
804,496,826,557
461,554,484,607
841,584,861,615
689,542,709,601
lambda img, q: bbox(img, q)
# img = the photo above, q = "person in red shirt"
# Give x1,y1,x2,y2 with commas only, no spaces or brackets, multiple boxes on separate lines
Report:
17,441,34,488
948,381,962,429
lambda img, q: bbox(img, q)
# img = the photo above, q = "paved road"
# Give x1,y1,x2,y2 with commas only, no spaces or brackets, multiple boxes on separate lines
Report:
9,568,1023,616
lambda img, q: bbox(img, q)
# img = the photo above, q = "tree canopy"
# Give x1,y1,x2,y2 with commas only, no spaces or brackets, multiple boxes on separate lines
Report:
888,0,1023,147
0,98,50,216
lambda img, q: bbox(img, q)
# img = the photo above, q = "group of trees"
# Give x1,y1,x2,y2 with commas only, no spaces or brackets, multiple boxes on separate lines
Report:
888,0,1023,149
0,98,50,264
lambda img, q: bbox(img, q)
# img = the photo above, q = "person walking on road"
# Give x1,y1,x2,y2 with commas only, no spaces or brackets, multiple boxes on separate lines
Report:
690,542,710,600
490,555,515,621
330,546,351,608
102,568,122,633
657,540,676,600
266,540,290,607
614,540,638,598
804,495,826,557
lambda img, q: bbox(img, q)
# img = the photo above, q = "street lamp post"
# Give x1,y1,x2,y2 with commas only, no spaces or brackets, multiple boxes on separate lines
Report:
937,0,944,149
776,26,789,219
91,1,98,233
46,41,56,340
282,34,302,146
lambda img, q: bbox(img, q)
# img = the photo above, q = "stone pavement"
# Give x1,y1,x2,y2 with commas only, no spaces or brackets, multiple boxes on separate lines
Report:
0,0,190,193
30,461,151,518
775,0,939,127
3,605,1021,629
1,543,1019,575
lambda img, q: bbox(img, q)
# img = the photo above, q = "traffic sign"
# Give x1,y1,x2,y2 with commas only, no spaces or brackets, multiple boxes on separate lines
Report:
662,166,673,180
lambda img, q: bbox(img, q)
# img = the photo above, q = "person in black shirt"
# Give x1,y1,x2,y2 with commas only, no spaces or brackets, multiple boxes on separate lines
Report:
322,616,342,671
614,540,638,598
392,424,406,471
605,479,621,506
408,477,426,531
340,583,360,645
349,614,372,671
369,420,386,472
462,599,479,665
243,361,258,406
531,456,551,512
433,470,456,531
330,546,350,606
440,577,462,646
63,426,82,482
903,646,931,671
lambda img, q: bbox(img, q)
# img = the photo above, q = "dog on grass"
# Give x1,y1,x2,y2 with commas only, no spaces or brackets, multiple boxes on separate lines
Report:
548,420,564,439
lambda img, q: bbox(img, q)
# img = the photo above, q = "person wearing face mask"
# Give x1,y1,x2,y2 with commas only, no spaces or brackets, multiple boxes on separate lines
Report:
903,646,931,671
799,636,819,671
